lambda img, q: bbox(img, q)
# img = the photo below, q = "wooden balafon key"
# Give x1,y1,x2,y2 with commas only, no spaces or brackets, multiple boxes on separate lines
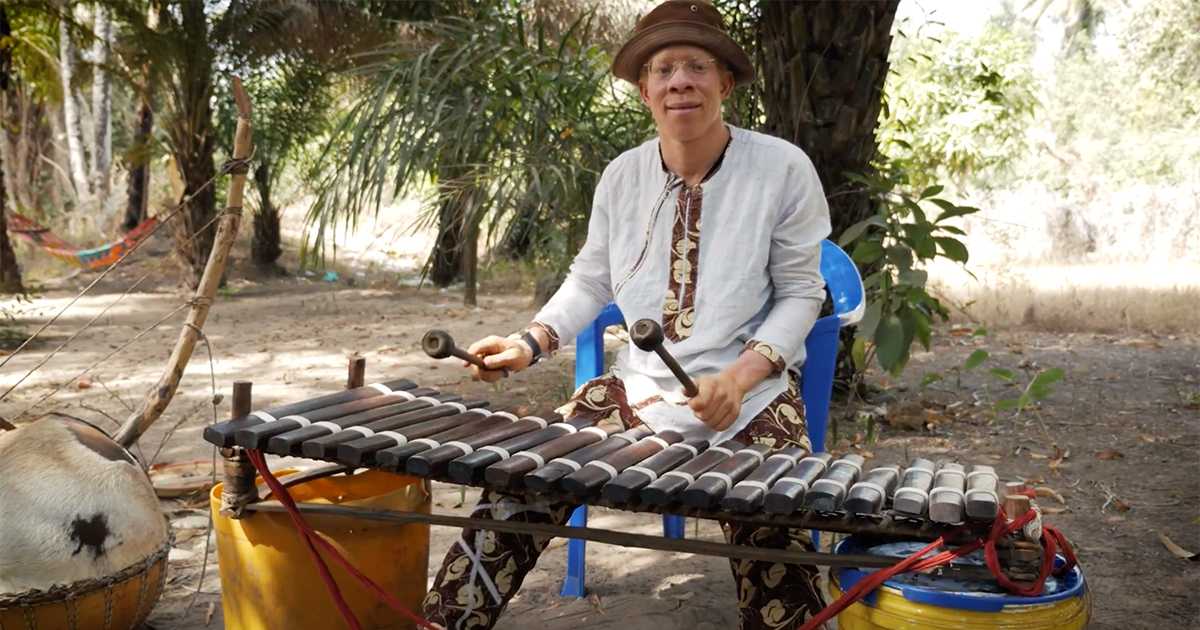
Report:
843,465,901,516
763,452,832,514
601,437,711,504
930,462,967,524
485,423,622,490
262,391,461,455
640,440,743,506
447,416,598,484
402,413,564,476
523,425,654,492
332,406,505,466
209,379,420,448
965,464,1000,521
680,443,773,510
721,446,807,514
560,430,685,498
805,453,866,512
368,411,525,471
893,458,936,518
233,384,441,450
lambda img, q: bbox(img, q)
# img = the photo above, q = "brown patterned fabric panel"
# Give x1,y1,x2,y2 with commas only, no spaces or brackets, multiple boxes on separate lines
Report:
745,339,787,376
662,184,703,342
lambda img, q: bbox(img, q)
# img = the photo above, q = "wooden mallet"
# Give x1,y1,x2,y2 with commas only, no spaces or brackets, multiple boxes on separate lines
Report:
422,330,508,377
630,319,699,397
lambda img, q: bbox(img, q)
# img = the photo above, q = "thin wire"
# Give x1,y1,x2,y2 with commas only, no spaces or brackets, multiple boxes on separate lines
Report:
14,302,190,420
183,324,220,617
0,275,148,402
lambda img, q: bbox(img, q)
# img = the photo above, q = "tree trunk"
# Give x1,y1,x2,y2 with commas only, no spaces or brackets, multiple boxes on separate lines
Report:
758,0,899,239
461,200,478,307
0,6,22,293
90,3,112,207
165,0,217,288
58,10,90,205
429,194,466,287
0,152,21,294
250,162,282,267
123,96,152,231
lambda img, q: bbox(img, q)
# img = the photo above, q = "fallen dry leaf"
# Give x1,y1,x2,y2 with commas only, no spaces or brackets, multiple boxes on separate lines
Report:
1095,449,1125,460
1157,533,1199,561
1048,445,1070,471
1041,506,1069,515
206,601,216,626
1035,486,1066,504
1111,497,1131,513
76,376,93,390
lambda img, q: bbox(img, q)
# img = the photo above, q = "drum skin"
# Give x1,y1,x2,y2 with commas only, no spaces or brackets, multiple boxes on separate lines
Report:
0,415,171,629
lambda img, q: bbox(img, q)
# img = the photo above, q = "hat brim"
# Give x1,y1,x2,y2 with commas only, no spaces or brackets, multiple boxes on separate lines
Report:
612,21,755,86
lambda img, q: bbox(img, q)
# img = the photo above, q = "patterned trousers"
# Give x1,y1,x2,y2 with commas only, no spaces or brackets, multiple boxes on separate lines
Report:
422,373,825,629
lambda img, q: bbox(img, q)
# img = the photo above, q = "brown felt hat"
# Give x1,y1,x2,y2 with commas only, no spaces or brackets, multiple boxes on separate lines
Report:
612,1,754,86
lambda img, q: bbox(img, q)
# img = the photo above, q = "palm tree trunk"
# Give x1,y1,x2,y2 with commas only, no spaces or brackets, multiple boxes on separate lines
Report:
90,3,112,207
123,96,152,231
429,203,464,287
165,0,217,288
251,162,282,267
0,161,21,294
58,9,90,205
0,6,22,293
758,0,899,238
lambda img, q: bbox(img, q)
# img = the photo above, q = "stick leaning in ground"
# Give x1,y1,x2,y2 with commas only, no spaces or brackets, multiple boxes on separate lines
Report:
113,77,253,449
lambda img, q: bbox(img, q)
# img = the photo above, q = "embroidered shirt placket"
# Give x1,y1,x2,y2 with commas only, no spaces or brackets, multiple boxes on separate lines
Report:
677,185,697,308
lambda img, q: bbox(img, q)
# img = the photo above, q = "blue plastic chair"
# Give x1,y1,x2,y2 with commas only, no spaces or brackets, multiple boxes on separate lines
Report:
560,239,864,597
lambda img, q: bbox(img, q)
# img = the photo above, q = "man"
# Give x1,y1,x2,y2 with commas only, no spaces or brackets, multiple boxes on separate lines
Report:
423,2,831,628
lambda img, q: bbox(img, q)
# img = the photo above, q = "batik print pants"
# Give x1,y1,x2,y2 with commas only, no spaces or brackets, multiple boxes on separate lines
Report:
421,373,826,629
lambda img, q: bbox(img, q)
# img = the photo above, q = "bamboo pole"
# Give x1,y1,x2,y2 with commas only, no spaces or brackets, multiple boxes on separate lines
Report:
114,77,252,449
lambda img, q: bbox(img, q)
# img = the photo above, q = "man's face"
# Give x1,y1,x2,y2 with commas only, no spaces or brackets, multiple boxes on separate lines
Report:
639,44,734,144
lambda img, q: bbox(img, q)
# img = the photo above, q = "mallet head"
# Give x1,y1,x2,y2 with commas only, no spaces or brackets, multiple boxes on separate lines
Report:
630,319,665,351
421,330,455,359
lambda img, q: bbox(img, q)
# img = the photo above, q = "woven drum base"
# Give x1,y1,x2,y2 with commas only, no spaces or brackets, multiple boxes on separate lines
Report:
0,538,171,630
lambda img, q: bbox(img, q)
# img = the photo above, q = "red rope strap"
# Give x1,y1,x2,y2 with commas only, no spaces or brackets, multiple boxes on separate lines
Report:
797,506,1078,630
245,450,440,630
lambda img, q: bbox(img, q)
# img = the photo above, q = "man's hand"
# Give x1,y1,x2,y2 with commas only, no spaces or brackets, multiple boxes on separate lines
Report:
688,372,746,431
687,350,777,431
464,335,533,382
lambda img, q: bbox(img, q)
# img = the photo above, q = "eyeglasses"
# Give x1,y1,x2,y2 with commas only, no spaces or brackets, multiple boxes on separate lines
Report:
643,57,721,82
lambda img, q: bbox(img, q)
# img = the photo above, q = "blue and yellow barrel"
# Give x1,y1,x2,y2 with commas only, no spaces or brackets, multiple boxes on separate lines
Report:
210,469,430,630
828,537,1090,629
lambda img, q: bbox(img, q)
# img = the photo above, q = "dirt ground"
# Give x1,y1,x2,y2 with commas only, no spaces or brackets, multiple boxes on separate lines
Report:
1,233,1197,629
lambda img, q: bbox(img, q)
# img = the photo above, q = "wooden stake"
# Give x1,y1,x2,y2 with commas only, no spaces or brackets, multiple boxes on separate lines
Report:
347,356,366,390
115,77,252,448
220,380,257,518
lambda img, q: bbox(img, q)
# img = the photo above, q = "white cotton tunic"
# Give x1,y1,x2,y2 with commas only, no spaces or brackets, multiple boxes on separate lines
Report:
533,125,831,442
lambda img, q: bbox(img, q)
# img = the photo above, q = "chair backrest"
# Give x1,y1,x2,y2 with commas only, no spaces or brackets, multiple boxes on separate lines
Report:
820,239,865,326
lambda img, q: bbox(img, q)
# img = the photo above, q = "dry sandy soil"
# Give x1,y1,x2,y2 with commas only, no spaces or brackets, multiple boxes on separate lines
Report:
1,233,1197,629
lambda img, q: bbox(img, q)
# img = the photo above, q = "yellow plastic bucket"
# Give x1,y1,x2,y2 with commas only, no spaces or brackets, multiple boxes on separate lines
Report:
210,469,430,630
827,537,1090,630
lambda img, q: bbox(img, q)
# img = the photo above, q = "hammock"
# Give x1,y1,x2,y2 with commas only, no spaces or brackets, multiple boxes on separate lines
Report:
5,212,159,270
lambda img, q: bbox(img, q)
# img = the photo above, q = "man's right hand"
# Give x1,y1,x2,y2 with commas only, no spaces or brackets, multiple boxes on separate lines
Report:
465,335,533,382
